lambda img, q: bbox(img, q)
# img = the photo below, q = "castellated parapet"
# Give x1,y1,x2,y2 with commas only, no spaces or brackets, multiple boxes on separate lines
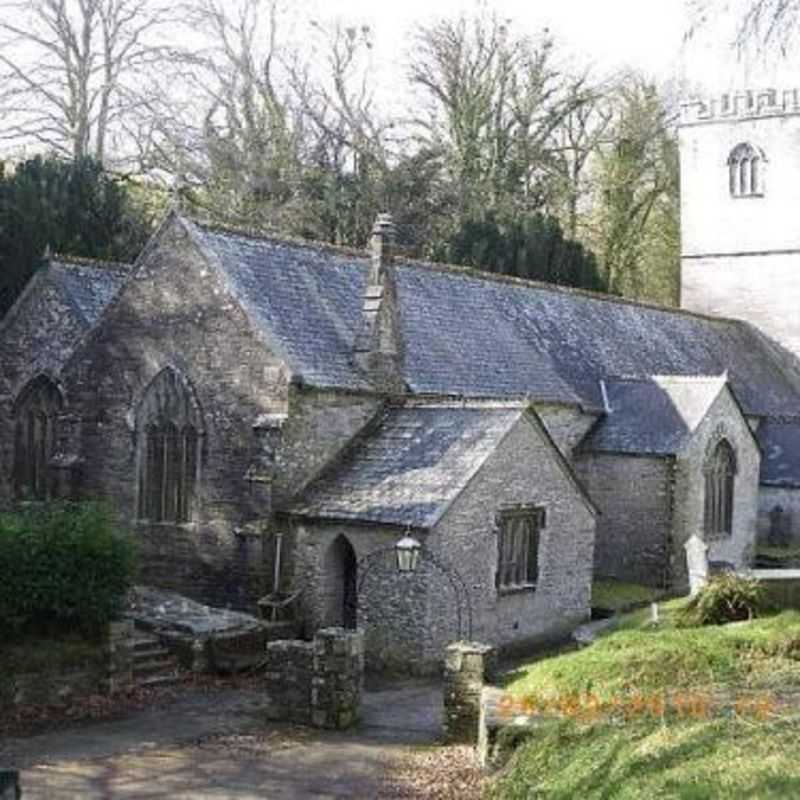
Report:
681,88,800,125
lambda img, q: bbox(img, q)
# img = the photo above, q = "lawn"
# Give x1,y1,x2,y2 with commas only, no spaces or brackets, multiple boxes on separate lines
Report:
591,579,666,612
503,600,800,700
491,602,800,799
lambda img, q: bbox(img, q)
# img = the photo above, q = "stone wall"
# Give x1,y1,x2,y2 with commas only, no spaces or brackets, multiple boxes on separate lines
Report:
274,387,382,509
0,270,89,506
263,627,363,729
292,412,596,675
536,404,599,458
679,91,800,357
757,487,800,547
443,642,497,743
575,453,674,587
670,387,760,589
0,621,134,709
57,217,292,610
290,520,431,672
431,412,595,662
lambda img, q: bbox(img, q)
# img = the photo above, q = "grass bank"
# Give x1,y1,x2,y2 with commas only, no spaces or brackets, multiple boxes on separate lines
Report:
492,602,800,798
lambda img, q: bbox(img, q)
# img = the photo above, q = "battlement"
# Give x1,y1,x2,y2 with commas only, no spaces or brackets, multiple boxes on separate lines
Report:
681,89,800,125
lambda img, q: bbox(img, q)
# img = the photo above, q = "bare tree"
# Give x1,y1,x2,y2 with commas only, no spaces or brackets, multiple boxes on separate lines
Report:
688,0,800,53
408,13,593,224
0,0,177,163
544,78,615,239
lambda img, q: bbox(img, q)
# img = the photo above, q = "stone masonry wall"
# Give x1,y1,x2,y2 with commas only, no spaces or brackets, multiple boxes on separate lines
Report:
443,642,498,743
263,628,363,729
427,412,596,664
575,454,674,588
758,486,800,546
0,271,88,506
290,520,431,672
274,387,382,509
58,217,291,609
680,95,800,357
0,621,134,709
671,387,760,589
536,404,599,458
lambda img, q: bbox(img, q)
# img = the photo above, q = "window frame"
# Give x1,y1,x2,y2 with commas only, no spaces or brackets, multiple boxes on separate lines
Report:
135,368,203,526
12,376,63,501
728,143,766,199
495,506,545,594
704,439,737,540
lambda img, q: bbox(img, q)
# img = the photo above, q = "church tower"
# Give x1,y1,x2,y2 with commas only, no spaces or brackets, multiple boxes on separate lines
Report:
680,89,800,356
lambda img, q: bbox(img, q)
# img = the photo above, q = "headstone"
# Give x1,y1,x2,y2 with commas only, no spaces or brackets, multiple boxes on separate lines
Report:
685,533,709,597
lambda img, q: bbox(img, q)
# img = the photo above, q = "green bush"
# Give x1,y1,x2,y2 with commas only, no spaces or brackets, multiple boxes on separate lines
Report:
0,501,135,637
679,573,764,627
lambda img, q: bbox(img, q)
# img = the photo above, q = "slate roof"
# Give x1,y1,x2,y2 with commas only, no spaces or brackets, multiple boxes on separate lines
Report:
758,421,800,488
188,220,800,419
288,402,526,527
49,259,129,327
581,376,728,456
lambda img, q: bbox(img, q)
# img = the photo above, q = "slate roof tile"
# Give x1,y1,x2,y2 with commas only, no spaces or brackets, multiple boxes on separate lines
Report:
288,402,524,527
50,260,128,326
190,221,800,419
581,375,728,456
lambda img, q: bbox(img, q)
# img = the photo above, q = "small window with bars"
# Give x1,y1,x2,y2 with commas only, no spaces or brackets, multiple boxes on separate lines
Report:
496,507,545,592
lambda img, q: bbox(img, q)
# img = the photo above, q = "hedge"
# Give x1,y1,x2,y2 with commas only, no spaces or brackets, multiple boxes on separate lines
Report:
0,501,135,637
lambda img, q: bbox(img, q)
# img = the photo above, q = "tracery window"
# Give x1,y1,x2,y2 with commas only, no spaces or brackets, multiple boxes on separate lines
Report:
728,143,766,197
704,439,736,539
496,507,545,591
13,376,63,500
137,368,202,523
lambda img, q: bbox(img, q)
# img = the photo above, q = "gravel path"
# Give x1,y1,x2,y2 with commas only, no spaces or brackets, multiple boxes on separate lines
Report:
1,679,456,799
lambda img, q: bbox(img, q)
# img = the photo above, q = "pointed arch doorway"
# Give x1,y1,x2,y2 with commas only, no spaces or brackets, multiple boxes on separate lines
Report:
323,534,358,629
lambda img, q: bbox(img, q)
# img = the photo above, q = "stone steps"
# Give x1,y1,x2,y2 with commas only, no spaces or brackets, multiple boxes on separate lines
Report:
131,630,181,687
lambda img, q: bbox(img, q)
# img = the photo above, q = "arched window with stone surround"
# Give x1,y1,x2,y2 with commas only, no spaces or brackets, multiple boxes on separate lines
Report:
704,439,737,538
136,368,202,524
728,143,766,197
13,375,63,500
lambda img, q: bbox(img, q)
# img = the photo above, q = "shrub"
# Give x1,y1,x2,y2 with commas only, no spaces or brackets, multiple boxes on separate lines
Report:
0,501,135,637
679,573,764,627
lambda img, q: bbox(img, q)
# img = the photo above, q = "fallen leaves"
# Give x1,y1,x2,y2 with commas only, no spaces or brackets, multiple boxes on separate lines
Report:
379,744,487,800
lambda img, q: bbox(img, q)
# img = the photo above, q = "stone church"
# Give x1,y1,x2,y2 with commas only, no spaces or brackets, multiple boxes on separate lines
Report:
2,87,800,671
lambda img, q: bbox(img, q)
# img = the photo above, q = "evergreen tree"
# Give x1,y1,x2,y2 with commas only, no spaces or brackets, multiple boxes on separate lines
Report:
0,156,151,315
441,212,605,292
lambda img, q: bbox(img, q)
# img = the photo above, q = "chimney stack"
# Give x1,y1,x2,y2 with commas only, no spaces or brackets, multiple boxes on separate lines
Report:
369,212,396,284
354,213,404,392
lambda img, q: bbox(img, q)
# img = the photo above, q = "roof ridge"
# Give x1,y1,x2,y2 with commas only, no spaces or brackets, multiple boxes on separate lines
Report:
50,253,132,273
395,397,527,409
188,216,369,261
185,214,748,327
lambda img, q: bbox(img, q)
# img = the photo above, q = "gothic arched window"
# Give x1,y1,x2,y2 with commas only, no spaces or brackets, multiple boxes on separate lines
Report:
136,368,202,523
704,439,736,538
728,143,766,197
13,376,63,499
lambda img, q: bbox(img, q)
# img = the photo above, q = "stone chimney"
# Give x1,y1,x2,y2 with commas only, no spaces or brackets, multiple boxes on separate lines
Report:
354,213,404,392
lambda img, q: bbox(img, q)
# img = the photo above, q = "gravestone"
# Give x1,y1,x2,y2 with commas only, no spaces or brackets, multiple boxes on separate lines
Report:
685,534,709,597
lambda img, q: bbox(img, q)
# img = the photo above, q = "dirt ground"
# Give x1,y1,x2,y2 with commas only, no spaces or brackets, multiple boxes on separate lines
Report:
0,679,485,799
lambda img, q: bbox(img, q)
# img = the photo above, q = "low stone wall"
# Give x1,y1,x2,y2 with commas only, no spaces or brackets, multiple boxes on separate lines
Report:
0,621,134,709
748,569,800,608
263,639,315,724
263,627,364,730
